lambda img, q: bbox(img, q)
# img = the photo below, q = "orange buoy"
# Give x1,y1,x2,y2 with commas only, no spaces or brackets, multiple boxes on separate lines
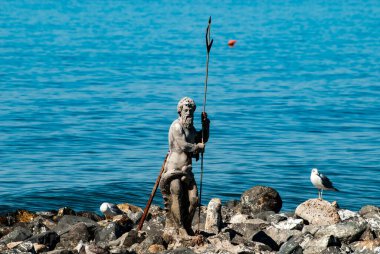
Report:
228,40,237,47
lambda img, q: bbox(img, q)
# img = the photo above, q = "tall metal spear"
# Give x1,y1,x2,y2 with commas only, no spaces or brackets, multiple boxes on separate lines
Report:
198,16,213,231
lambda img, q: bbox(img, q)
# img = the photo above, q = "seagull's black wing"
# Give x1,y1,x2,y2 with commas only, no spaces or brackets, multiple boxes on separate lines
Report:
109,204,124,215
320,173,338,191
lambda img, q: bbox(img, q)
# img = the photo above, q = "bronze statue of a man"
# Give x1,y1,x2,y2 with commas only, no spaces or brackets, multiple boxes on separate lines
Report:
160,97,210,236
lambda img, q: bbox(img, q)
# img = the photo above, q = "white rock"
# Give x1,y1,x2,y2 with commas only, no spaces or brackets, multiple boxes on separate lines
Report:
204,198,223,234
229,214,249,224
6,241,22,249
367,217,380,231
273,218,304,230
338,209,360,221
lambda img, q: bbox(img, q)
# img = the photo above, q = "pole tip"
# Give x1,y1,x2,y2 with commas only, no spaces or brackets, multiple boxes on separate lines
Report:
209,16,212,24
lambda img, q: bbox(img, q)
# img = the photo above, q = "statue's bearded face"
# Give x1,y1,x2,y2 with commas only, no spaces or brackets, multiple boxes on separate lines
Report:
180,104,195,128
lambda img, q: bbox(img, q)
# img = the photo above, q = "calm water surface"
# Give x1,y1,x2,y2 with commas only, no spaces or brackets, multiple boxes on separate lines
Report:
1,1,379,213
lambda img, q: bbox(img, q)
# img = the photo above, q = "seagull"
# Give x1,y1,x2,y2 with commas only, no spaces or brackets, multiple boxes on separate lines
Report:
99,202,124,219
310,168,339,199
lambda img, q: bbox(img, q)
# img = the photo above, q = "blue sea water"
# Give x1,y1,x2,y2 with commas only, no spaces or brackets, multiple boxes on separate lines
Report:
1,1,379,214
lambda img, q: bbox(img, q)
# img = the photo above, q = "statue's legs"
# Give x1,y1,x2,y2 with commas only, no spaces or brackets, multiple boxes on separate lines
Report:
169,178,183,228
188,181,198,217
183,176,198,235
162,170,199,237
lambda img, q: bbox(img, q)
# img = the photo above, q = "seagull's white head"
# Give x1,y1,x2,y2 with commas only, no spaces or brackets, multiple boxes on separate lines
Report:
311,168,319,175
100,202,110,213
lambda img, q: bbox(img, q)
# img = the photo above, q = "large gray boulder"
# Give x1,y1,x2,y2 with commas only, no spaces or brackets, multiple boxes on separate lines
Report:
56,222,91,249
0,226,32,244
278,234,306,254
28,231,60,251
302,235,340,254
295,199,340,226
240,186,282,214
314,221,368,243
264,226,302,246
53,215,98,235
94,221,125,243
251,230,279,251
229,222,267,240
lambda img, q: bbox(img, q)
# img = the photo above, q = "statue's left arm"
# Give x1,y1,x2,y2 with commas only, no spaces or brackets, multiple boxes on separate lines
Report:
196,112,210,143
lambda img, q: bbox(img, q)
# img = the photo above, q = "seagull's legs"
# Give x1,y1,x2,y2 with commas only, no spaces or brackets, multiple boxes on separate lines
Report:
321,189,323,200
318,189,321,200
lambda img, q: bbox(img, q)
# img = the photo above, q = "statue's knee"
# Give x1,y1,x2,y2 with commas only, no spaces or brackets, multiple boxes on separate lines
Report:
170,179,181,195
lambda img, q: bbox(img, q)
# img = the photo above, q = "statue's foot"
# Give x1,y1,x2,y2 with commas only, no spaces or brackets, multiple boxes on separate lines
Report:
178,228,192,239
163,226,192,244
191,234,205,246
185,227,195,236
179,232,205,247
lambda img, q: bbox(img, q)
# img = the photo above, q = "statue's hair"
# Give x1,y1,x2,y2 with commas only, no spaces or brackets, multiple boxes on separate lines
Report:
177,97,196,114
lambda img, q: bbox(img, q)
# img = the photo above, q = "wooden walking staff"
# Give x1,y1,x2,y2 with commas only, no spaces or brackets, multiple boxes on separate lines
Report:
198,16,213,232
138,152,169,231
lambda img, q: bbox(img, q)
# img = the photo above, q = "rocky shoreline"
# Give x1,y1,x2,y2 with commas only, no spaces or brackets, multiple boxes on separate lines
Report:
1,185,379,254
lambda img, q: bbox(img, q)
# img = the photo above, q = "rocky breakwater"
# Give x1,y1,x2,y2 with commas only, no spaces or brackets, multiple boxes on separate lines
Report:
1,186,380,254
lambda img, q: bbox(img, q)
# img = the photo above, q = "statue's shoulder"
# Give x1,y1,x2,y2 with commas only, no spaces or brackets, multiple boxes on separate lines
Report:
170,119,182,132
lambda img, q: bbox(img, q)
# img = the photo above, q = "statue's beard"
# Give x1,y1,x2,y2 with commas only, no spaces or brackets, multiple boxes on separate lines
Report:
181,116,193,128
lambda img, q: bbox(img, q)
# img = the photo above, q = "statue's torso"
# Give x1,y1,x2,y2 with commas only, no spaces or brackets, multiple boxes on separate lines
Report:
165,119,196,172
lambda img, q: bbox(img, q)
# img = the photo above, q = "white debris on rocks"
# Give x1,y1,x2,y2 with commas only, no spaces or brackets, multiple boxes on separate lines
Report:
229,213,249,224
338,209,360,221
272,218,304,230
